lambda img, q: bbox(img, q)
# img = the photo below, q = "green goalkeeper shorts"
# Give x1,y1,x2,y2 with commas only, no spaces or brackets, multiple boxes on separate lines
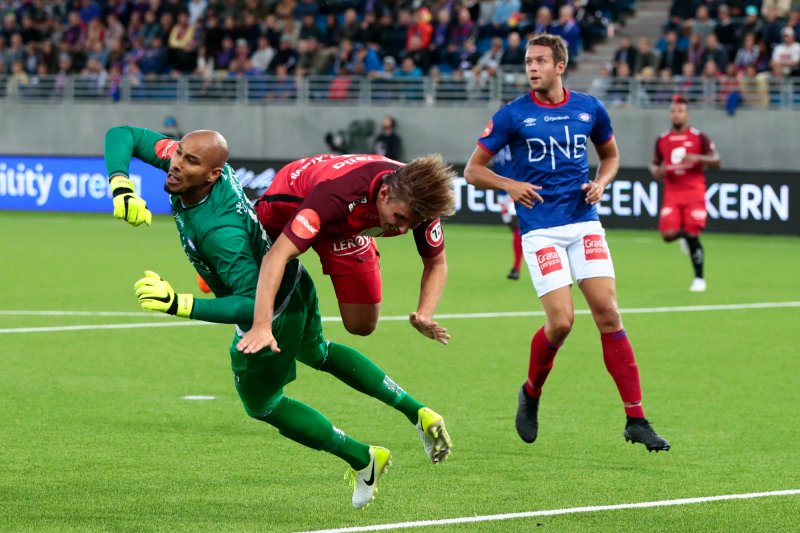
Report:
229,268,326,418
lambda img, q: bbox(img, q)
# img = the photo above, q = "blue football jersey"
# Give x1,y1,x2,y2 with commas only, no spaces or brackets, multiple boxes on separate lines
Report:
491,145,514,179
477,89,613,233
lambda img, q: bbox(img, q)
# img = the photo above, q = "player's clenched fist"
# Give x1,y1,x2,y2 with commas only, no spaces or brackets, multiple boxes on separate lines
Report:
110,175,152,226
134,270,193,317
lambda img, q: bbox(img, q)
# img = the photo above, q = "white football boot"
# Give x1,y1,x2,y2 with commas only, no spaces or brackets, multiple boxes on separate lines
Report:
416,407,452,464
689,278,707,292
347,446,391,509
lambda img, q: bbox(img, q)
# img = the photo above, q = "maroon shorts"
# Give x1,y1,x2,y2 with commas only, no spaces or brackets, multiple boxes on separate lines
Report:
312,235,382,304
659,199,707,235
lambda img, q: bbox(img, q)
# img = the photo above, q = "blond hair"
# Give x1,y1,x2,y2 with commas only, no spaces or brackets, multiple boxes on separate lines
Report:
527,33,569,68
385,154,456,221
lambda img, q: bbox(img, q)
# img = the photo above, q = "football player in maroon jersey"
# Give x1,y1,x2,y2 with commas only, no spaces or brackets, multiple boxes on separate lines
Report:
237,153,456,354
649,95,721,292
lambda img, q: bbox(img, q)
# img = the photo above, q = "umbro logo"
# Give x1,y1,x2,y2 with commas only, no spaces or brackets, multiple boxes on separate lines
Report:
523,118,537,127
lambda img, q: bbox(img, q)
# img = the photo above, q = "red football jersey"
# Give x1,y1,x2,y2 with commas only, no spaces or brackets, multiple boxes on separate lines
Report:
255,154,445,258
653,127,715,201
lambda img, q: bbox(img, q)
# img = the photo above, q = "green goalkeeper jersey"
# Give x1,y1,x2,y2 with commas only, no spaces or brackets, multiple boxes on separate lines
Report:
104,125,299,331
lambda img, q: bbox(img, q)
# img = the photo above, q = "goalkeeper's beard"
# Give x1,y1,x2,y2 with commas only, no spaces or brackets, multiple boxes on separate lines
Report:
164,179,213,204
164,171,217,202
164,178,193,196
164,171,192,195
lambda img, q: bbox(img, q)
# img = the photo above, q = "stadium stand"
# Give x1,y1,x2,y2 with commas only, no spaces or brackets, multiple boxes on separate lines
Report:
0,0,629,103
1,1,799,109
587,0,800,110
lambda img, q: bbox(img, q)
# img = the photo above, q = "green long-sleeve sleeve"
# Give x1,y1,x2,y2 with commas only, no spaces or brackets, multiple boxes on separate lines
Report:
105,125,171,177
191,295,255,325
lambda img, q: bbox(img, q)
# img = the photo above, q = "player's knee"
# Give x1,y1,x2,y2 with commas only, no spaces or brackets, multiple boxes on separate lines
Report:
661,231,680,242
547,317,574,343
250,395,287,423
594,306,622,332
297,340,329,370
343,318,378,336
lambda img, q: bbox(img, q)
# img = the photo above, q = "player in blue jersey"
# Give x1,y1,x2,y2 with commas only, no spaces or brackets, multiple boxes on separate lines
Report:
464,34,670,452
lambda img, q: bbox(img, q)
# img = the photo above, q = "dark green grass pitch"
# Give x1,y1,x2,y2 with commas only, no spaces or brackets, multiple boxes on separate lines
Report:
2,211,798,532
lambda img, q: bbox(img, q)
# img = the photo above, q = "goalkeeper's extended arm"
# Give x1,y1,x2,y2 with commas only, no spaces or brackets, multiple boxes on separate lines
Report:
133,270,256,324
110,175,152,227
134,271,193,317
105,126,171,227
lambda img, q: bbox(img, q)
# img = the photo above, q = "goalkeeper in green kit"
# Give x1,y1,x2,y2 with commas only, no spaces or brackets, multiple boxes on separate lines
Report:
104,125,452,509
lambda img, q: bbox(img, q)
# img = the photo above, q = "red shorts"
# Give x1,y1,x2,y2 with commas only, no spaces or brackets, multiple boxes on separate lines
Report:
312,235,382,305
659,199,707,235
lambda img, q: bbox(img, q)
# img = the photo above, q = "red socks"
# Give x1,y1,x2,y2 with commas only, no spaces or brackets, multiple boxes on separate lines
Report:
524,327,560,398
512,227,522,270
524,327,647,418
601,329,645,418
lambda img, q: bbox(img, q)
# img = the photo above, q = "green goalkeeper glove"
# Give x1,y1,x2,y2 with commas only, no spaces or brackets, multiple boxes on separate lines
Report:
134,271,193,318
110,175,152,226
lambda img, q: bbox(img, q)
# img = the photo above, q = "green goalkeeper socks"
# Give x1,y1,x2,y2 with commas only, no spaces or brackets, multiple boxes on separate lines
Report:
257,396,370,470
323,342,424,424
253,340,431,470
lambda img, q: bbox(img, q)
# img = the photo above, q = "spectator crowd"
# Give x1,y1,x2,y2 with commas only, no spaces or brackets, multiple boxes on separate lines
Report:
596,0,800,109
0,0,631,100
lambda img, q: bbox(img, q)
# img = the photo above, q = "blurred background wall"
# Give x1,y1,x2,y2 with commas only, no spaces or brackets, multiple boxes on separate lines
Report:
3,102,796,171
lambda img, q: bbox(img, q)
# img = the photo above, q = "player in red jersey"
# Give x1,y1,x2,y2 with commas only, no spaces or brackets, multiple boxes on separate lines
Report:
237,153,456,354
649,95,720,292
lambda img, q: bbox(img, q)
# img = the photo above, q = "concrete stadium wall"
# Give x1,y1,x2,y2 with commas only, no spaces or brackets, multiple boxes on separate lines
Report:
2,101,797,171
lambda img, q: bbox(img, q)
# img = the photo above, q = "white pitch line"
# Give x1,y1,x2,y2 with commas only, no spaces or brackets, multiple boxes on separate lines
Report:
0,321,217,334
297,489,800,533
0,310,159,317
377,301,800,321
0,301,798,334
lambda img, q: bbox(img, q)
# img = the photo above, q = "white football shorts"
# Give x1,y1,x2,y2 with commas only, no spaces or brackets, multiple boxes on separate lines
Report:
522,220,616,297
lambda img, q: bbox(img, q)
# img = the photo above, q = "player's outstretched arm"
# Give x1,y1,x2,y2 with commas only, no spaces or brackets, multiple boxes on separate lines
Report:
134,271,193,317
109,175,152,227
464,145,543,208
104,126,172,227
410,251,450,345
236,234,302,354
133,269,258,325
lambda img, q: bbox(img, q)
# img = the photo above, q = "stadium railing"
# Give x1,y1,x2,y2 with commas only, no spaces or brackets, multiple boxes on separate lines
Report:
1,73,798,109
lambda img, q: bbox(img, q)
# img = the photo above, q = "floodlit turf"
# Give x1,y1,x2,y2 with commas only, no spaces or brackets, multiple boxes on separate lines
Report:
2,211,798,532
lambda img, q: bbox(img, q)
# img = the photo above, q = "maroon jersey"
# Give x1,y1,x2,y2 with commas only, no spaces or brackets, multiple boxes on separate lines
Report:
653,127,715,201
255,154,445,258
